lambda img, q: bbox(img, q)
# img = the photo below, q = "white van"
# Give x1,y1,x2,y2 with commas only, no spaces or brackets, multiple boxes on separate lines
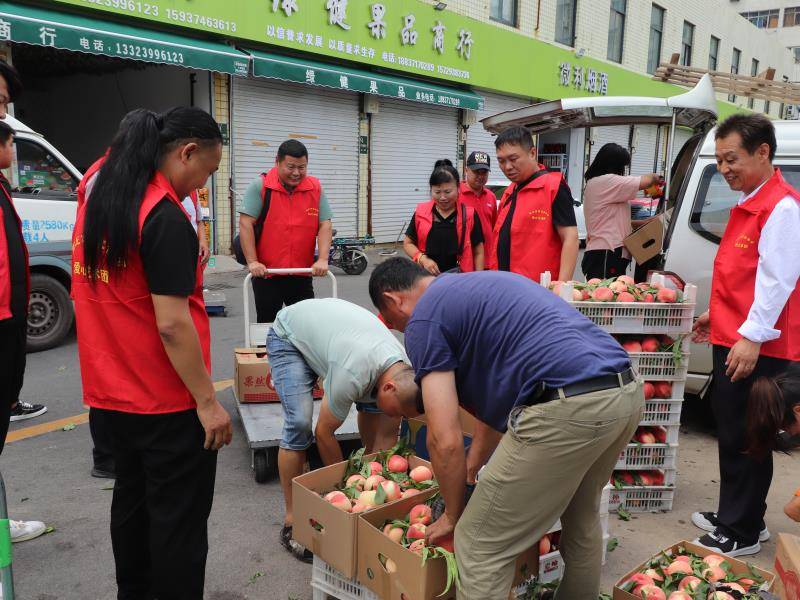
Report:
2,115,81,351
482,75,788,396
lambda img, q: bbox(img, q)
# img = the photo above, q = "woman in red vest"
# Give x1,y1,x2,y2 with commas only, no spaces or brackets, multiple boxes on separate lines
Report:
691,114,800,558
403,159,484,274
73,107,232,598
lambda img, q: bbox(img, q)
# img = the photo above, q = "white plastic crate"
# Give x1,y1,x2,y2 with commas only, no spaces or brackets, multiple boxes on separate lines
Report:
640,399,683,426
608,486,675,513
627,351,690,380
570,301,696,334
602,531,611,566
631,424,680,445
311,556,379,600
616,443,678,470
538,549,564,584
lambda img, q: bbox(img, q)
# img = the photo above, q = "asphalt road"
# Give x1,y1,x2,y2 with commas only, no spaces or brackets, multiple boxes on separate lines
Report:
5,254,799,599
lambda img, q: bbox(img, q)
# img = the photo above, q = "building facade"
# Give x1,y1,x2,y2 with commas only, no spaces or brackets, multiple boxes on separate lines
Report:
0,0,795,250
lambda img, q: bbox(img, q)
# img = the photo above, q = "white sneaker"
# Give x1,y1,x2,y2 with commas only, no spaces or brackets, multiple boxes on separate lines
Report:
10,519,46,543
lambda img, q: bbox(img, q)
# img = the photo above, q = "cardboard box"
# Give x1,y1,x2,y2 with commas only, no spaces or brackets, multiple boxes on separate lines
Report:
401,408,478,460
293,453,435,579
613,540,775,599
233,348,323,404
774,533,800,600
358,489,540,600
623,215,664,264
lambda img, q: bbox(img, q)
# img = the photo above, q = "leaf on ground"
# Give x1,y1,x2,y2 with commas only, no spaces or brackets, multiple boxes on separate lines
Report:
101,482,114,491
62,423,76,431
606,537,619,552
19,497,28,503
616,507,631,521
247,571,264,585
57,365,66,372
43,526,55,534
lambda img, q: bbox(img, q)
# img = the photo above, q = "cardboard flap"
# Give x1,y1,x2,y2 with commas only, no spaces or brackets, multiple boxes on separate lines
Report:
623,215,665,264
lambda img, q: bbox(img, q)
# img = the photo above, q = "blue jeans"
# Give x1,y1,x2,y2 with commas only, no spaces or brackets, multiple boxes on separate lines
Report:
266,330,317,451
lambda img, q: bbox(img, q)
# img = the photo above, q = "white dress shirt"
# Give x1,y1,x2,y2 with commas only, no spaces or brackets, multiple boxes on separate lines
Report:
735,181,800,343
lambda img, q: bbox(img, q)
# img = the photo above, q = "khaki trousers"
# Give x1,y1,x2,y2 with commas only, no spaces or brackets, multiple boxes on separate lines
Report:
454,379,644,600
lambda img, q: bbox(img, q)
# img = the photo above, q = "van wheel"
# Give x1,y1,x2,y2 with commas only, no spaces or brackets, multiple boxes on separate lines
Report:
26,273,74,353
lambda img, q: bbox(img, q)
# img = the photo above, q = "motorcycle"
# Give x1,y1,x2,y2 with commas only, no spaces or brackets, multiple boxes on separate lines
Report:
327,230,373,275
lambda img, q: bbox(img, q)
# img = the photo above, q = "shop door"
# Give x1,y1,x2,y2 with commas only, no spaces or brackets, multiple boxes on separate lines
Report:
370,98,458,243
231,77,360,236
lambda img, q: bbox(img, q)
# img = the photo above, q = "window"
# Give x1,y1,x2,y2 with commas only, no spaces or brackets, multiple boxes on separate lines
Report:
555,0,578,46
740,9,779,28
708,36,720,70
784,6,800,26
691,165,800,243
729,47,741,102
681,21,694,66
793,47,800,63
647,4,665,74
607,0,626,63
7,139,78,199
749,58,759,109
490,0,517,26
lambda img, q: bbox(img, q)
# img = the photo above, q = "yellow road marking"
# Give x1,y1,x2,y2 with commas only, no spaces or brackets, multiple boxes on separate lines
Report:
7,379,235,444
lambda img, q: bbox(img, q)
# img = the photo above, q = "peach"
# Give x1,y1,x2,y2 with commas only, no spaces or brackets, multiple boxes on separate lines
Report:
587,278,603,285
368,461,384,476
358,490,381,507
656,288,678,303
346,474,366,491
666,560,693,576
643,292,655,302
739,578,755,588
350,503,369,513
380,481,402,502
592,287,615,302
702,566,726,582
636,428,657,444
409,504,432,525
641,336,660,352
324,491,352,512
721,583,745,593
610,280,629,293
364,475,386,491
617,275,635,285
633,584,666,600
708,594,734,600
644,382,656,399
385,557,398,573
626,573,655,587
383,524,404,543
401,488,422,499
409,466,433,483
572,289,584,301
408,539,426,554
643,568,664,582
387,455,409,473
538,535,551,556
406,523,426,540
667,593,692,600
622,340,643,353
678,576,701,592
703,554,726,568
617,291,636,302
653,381,673,399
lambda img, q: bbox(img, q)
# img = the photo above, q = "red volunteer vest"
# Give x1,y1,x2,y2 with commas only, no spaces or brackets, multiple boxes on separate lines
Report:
460,182,497,270
494,166,564,282
0,176,29,320
72,164,210,414
710,169,800,360
414,199,477,272
256,168,321,272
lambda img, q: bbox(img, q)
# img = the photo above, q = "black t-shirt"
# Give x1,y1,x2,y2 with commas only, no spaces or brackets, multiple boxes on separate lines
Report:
497,170,577,272
1,177,27,319
406,205,484,273
139,199,199,297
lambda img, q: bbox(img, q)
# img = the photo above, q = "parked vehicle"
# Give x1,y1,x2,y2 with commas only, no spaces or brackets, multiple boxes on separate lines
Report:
483,75,761,395
2,115,81,352
328,230,373,275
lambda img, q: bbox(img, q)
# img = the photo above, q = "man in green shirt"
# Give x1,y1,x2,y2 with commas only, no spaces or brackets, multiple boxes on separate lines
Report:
266,298,419,561
238,139,333,323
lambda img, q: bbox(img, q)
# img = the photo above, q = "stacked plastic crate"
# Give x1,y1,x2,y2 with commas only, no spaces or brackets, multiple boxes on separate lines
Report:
545,274,697,514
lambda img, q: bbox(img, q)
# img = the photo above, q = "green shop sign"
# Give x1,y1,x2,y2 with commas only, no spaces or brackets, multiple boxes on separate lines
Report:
48,0,737,114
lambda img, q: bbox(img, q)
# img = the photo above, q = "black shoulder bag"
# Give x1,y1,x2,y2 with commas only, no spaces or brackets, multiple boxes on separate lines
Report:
232,184,271,266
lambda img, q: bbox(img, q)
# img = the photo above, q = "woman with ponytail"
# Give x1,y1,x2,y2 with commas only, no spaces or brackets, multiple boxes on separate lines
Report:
746,364,800,523
72,107,231,599
403,158,485,274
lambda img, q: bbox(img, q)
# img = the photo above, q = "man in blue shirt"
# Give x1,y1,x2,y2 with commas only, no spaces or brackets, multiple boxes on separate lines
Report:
369,258,643,600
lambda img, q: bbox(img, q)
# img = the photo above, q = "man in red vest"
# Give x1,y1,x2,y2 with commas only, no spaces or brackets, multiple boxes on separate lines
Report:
493,127,579,283
460,151,497,269
238,139,332,323
691,113,800,557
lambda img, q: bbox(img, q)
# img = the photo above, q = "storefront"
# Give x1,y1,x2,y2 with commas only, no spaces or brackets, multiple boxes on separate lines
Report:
4,0,713,249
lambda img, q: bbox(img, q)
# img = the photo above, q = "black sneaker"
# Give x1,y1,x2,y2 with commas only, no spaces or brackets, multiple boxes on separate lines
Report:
691,511,770,542
694,529,760,557
91,466,116,479
10,401,47,422
280,525,313,564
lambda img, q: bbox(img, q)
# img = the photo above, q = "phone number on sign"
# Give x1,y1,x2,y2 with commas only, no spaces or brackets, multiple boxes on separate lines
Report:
79,0,160,17
113,42,184,65
164,9,237,32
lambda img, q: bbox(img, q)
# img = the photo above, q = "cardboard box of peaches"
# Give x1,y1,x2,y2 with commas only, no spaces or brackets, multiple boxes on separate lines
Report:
613,540,775,599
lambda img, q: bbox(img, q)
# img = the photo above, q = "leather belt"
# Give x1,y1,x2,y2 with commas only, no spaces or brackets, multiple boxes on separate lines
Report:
532,368,636,404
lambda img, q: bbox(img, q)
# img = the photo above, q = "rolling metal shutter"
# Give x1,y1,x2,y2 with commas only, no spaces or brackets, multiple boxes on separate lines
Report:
370,98,459,243
589,125,631,164
231,77,360,236
630,125,659,176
